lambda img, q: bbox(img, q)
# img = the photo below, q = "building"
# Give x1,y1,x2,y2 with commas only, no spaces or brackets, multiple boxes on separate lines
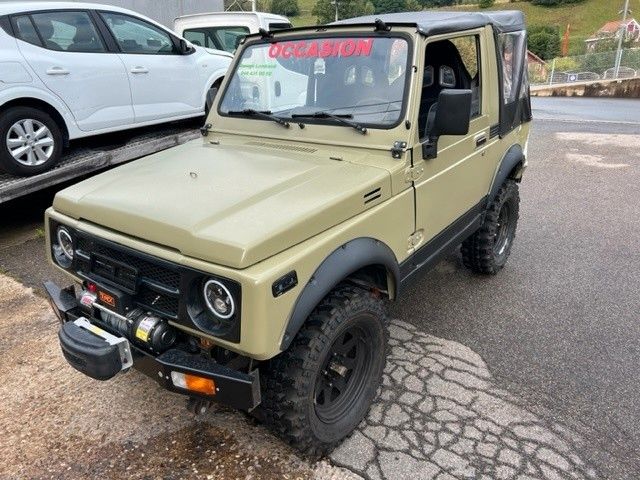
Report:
31,0,225,28
585,18,640,51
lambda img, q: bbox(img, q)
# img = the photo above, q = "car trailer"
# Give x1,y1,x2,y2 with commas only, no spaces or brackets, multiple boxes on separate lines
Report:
0,126,199,205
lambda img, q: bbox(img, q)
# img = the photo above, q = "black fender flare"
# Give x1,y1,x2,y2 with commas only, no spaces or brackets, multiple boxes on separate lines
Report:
487,144,524,206
279,237,400,350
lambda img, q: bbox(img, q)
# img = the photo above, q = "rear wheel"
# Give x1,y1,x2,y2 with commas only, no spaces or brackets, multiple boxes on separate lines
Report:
461,179,520,274
260,284,388,457
0,107,63,176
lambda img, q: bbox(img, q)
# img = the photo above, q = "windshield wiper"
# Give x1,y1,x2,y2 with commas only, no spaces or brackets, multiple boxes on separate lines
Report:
227,109,290,128
291,112,367,135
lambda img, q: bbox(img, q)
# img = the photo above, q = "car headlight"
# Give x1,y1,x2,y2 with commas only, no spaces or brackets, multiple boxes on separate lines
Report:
52,224,74,268
203,279,235,319
57,226,74,261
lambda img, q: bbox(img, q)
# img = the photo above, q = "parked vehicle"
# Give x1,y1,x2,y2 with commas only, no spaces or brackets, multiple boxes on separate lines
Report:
45,11,531,454
174,11,291,53
0,2,232,176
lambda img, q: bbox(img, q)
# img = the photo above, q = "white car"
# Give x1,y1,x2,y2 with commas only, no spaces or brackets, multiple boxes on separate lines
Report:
174,11,292,53
0,2,232,176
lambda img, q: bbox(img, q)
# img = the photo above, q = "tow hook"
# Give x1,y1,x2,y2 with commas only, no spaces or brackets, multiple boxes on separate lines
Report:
187,397,212,415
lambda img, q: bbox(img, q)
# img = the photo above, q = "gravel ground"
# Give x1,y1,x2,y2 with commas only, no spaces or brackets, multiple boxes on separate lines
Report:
0,275,358,480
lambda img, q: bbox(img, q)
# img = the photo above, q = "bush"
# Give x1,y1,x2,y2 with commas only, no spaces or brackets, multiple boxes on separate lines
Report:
479,0,495,7
528,26,560,60
271,0,300,16
373,0,406,13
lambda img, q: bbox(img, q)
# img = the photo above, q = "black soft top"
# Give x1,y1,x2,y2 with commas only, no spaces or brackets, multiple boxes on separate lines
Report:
333,10,526,35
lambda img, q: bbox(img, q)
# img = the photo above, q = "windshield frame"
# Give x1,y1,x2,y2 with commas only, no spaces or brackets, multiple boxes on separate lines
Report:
215,30,414,131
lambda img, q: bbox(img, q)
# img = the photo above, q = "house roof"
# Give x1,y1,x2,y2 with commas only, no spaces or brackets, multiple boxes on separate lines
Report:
597,18,639,34
526,50,546,65
333,11,526,36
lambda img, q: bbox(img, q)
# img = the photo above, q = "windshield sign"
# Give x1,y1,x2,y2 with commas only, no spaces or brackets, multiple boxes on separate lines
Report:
219,36,410,128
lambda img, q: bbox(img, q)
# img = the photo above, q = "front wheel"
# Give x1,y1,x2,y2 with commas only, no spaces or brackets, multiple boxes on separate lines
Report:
0,107,63,176
260,284,388,456
461,179,520,274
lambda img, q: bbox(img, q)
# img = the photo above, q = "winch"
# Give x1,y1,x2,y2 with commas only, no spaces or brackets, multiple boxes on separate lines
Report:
79,289,177,353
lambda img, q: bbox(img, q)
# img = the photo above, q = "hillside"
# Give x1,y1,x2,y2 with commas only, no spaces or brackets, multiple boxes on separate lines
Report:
289,0,640,55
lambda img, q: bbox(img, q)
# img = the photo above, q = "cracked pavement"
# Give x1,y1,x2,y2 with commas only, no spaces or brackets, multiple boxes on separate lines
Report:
332,321,599,480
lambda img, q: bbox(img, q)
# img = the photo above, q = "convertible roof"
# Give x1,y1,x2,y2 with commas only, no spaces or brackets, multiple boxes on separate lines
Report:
334,10,526,35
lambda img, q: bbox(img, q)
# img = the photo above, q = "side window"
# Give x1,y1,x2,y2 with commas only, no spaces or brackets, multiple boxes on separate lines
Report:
183,30,206,47
30,11,105,52
498,31,526,104
450,35,481,117
101,12,176,54
183,26,249,52
13,15,42,47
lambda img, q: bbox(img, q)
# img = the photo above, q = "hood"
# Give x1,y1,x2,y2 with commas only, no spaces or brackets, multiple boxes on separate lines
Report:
203,46,234,58
53,140,391,269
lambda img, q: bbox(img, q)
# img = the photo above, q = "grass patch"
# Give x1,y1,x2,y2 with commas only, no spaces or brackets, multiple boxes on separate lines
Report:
35,227,45,239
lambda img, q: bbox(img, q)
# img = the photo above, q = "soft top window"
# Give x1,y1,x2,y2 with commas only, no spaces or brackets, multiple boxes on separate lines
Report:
218,35,411,129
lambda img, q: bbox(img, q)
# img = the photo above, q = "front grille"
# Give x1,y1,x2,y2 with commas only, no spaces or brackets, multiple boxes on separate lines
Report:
74,235,181,318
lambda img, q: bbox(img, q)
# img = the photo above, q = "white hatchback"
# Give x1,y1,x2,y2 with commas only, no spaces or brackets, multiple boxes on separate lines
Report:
0,2,232,176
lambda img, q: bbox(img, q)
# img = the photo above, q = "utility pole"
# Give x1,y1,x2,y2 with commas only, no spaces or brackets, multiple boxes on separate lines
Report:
614,0,631,79
331,0,339,21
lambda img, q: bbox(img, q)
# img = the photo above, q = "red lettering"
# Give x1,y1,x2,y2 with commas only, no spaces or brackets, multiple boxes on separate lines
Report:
355,39,373,56
320,41,332,58
340,39,356,57
282,43,293,58
293,42,306,58
305,41,318,57
332,41,341,56
268,43,281,58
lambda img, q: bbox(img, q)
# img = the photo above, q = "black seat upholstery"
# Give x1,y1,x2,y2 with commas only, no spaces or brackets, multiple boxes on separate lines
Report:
418,40,472,136
68,19,102,52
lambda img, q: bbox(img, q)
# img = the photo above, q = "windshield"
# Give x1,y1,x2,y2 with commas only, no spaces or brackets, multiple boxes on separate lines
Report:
218,35,410,128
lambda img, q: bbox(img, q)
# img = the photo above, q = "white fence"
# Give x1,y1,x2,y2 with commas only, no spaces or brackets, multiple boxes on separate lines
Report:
529,48,640,85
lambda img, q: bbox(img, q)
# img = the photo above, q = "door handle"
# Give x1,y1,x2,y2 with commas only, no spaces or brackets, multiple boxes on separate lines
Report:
46,67,69,76
475,134,487,148
130,66,149,74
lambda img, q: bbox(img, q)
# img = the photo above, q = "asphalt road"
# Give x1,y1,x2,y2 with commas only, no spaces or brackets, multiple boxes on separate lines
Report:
0,97,638,479
391,97,640,477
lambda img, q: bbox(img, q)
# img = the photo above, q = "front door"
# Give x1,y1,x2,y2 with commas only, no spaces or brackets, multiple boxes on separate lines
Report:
98,11,202,123
412,31,496,245
14,10,133,131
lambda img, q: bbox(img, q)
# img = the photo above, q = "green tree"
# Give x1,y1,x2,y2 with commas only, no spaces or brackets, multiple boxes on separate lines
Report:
479,0,495,7
405,0,423,11
528,25,560,60
531,0,586,5
312,0,375,24
373,0,405,13
271,0,300,16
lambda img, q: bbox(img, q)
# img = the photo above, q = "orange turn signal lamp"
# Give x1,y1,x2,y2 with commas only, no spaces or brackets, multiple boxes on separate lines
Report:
170,371,216,396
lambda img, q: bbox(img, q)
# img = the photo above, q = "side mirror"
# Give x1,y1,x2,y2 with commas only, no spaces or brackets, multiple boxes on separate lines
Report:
422,89,472,160
179,38,192,55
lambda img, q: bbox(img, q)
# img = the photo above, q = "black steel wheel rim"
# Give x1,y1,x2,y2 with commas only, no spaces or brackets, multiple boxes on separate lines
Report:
314,319,374,424
494,203,512,257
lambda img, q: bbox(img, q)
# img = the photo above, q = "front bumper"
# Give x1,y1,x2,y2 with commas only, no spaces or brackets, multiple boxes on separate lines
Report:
45,281,261,411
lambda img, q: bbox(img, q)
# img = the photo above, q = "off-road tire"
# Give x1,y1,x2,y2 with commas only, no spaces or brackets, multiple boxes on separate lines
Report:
461,179,519,274
0,106,63,176
260,284,388,457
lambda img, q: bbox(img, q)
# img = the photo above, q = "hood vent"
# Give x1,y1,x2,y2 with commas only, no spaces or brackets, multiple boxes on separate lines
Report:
364,187,382,204
245,141,317,153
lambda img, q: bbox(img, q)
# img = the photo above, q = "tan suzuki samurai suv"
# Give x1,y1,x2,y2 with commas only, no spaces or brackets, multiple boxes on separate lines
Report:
45,11,531,455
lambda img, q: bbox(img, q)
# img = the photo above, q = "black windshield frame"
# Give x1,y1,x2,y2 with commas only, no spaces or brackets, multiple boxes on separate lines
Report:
216,30,414,130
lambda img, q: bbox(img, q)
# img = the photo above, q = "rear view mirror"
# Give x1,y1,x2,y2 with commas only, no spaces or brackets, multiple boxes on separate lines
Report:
423,89,472,159
179,38,192,55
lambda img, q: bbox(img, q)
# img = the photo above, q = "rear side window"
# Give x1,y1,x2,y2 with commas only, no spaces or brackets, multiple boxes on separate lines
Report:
101,12,176,54
30,11,105,52
498,31,527,104
183,26,249,52
13,15,42,47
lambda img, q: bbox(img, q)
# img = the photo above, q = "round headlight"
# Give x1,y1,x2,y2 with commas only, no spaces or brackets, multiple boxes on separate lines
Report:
56,226,74,261
203,279,235,319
